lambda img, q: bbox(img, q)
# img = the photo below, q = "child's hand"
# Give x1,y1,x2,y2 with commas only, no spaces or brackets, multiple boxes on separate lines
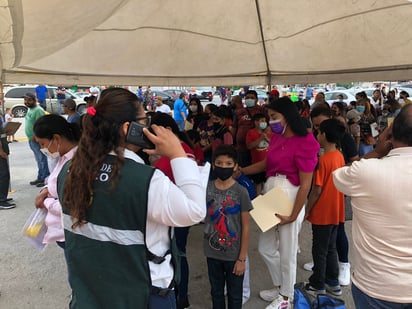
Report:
233,260,246,276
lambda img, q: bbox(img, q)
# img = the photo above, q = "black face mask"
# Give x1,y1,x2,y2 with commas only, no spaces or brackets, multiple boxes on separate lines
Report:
214,166,234,181
213,122,221,130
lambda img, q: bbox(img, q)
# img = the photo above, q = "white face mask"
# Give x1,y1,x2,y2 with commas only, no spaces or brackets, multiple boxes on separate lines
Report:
189,105,198,112
40,139,60,159
245,99,255,107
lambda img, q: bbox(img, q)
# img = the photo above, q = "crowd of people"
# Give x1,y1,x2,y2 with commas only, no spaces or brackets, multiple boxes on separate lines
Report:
1,84,411,309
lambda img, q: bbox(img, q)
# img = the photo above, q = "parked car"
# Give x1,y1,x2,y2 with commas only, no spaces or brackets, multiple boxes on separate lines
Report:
3,86,86,117
255,89,268,103
151,90,175,109
74,91,90,99
310,90,356,106
189,87,213,101
162,89,187,100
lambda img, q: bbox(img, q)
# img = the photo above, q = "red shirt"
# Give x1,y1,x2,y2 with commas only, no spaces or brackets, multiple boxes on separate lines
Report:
234,106,265,152
245,128,271,163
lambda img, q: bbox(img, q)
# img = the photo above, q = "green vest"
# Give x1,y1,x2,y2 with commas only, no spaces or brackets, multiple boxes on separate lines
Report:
58,156,155,309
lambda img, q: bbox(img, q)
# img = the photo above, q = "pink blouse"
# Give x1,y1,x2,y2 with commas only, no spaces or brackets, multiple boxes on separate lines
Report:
42,146,77,244
266,133,319,186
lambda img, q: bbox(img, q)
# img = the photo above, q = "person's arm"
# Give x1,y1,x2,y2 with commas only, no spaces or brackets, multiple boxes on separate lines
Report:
144,125,206,226
276,171,313,225
362,124,392,159
305,185,322,217
241,158,266,175
233,211,249,276
35,187,49,208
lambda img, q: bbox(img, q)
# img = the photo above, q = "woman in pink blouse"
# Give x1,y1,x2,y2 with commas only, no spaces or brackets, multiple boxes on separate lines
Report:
242,97,319,309
33,114,80,249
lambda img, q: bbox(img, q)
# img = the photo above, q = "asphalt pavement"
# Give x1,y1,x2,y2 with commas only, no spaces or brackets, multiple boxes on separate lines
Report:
0,118,355,309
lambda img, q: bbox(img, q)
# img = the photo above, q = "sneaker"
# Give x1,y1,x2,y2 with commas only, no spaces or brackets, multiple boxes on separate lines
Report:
36,182,45,187
303,261,314,271
0,198,13,202
265,295,290,309
304,283,326,296
0,201,16,209
29,179,43,185
260,287,280,302
325,283,342,296
338,262,351,286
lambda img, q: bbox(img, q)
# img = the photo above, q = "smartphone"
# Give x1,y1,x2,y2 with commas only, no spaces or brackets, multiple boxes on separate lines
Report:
125,121,155,149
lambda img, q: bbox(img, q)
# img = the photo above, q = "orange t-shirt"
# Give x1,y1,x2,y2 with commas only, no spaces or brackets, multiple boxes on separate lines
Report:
307,150,345,225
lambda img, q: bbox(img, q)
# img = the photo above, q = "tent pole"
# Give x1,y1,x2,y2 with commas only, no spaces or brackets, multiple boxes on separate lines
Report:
255,0,271,89
0,74,4,115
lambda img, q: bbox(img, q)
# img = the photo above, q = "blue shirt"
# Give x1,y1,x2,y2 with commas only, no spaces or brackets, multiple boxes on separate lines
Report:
173,98,187,121
35,85,48,100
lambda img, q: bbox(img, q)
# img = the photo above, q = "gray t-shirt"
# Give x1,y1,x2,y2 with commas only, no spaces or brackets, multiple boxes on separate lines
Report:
204,181,253,261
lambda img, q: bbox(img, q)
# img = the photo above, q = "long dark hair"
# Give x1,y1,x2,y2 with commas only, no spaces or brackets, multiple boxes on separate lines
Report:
34,114,81,142
149,112,193,149
63,88,140,228
268,97,308,136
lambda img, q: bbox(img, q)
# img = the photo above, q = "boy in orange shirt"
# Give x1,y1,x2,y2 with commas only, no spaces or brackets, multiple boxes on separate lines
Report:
305,118,346,297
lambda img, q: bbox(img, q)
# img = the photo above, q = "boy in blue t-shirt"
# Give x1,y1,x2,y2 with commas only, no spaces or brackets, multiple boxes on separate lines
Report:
204,144,253,308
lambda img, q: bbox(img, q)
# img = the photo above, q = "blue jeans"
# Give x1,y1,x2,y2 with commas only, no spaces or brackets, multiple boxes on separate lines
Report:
352,283,412,309
38,99,46,110
207,257,243,309
175,120,185,132
175,226,190,307
29,140,50,181
57,99,65,115
150,290,177,309
309,224,339,289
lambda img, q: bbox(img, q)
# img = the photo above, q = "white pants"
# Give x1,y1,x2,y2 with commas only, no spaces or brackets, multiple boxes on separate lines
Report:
258,176,305,299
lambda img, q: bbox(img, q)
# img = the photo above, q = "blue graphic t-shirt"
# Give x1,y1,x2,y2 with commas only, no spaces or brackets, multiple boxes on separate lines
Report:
204,181,253,261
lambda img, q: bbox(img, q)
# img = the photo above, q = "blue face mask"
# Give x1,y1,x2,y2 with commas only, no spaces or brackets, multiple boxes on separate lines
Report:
259,122,267,130
269,120,286,134
245,99,255,107
356,105,365,113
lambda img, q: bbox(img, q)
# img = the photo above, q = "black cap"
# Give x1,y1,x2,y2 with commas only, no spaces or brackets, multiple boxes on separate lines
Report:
24,92,36,100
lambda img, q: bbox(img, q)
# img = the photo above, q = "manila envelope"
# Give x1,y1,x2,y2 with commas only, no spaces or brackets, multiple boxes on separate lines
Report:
250,187,293,232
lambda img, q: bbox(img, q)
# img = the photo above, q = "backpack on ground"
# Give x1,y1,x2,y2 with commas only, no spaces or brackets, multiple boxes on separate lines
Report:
294,282,345,309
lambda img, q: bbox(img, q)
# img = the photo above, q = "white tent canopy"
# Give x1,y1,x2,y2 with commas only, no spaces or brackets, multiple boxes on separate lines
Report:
1,0,412,86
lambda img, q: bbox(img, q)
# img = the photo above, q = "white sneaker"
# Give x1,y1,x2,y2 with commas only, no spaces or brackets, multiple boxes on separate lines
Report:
338,262,351,286
265,295,290,309
259,287,280,302
303,261,314,271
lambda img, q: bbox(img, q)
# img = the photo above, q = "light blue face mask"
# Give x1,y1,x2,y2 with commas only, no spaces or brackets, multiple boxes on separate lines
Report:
356,105,365,113
259,122,267,130
245,99,255,107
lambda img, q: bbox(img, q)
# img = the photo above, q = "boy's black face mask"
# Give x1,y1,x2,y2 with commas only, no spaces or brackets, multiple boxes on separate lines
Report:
214,166,234,181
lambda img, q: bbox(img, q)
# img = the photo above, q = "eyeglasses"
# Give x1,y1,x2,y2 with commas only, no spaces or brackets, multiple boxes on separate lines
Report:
136,115,151,126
